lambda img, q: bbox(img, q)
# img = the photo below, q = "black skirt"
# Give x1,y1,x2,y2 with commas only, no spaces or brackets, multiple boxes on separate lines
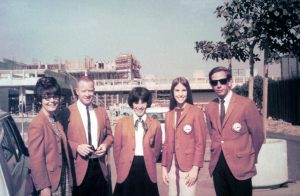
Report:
113,156,159,196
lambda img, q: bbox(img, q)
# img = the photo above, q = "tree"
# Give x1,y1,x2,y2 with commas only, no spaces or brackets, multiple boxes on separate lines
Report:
196,0,300,100
233,75,263,109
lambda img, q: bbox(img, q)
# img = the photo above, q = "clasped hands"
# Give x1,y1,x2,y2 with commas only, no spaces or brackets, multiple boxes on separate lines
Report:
77,143,107,158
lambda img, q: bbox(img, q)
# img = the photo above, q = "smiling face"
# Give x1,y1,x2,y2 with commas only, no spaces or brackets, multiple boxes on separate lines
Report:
174,83,187,106
41,95,60,116
76,80,95,106
210,70,232,99
132,99,147,117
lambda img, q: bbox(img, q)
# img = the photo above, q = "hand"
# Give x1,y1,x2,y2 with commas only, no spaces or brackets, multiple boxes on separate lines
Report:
94,144,107,157
162,166,169,185
77,144,94,157
40,187,51,196
185,166,199,187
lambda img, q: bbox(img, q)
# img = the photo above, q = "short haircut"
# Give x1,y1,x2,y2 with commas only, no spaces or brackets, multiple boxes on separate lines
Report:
208,66,232,81
128,87,152,108
35,76,61,103
77,76,94,88
169,77,193,110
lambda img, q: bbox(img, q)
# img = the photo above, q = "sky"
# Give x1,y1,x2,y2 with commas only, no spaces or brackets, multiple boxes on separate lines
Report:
0,0,280,78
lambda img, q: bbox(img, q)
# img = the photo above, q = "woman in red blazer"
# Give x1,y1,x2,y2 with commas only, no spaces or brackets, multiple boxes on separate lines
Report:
28,77,72,196
161,77,206,196
113,87,162,196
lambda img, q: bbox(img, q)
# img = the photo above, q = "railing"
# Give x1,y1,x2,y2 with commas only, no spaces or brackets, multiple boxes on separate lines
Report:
0,69,249,90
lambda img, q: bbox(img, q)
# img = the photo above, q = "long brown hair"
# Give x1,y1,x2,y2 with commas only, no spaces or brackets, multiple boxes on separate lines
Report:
169,77,193,110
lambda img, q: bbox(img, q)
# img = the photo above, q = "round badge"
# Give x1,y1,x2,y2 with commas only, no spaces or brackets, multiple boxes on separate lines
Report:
232,122,242,132
183,124,192,134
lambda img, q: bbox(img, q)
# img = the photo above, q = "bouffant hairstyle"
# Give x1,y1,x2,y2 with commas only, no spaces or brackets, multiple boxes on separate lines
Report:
128,87,152,108
35,76,61,103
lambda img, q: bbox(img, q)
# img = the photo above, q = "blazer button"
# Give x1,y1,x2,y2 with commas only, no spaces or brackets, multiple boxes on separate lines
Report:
221,140,224,144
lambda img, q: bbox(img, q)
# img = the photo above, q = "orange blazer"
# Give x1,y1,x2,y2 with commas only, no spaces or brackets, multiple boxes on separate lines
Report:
62,103,114,186
113,115,162,183
205,92,265,180
28,111,73,192
162,103,206,172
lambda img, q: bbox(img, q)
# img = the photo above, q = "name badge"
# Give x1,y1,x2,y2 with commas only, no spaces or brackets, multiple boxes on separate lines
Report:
183,124,192,134
232,122,242,132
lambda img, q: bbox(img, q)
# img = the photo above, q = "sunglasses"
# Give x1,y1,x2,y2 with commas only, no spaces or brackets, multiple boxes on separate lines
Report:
210,78,228,86
42,94,60,101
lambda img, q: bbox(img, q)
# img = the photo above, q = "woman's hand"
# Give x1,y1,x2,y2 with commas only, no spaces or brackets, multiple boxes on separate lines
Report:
162,166,169,185
185,166,199,187
40,187,51,196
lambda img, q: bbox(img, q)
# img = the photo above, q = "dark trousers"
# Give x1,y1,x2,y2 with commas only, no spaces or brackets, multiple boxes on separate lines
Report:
74,159,108,196
213,151,252,196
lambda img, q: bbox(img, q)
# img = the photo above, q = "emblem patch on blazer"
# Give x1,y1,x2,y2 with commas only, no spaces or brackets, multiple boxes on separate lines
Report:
232,122,242,132
183,124,192,134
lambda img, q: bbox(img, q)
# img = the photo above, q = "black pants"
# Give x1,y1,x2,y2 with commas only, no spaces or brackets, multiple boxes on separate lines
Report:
213,151,252,196
74,159,108,196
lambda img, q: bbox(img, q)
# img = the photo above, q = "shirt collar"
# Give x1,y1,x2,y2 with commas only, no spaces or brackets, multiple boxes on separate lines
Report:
218,90,232,104
77,100,92,110
133,113,147,122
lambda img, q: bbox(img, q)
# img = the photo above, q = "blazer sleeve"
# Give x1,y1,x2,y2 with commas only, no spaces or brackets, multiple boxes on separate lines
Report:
28,122,51,191
113,119,122,171
154,121,162,161
161,112,170,167
192,108,207,168
101,109,114,148
245,100,265,162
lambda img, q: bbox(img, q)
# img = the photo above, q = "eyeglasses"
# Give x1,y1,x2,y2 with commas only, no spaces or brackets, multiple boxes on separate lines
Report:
210,78,228,86
42,95,60,101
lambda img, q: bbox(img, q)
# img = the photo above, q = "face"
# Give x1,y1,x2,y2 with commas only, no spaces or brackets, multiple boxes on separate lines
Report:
210,71,232,99
41,94,60,115
132,99,147,117
76,80,95,106
174,83,187,106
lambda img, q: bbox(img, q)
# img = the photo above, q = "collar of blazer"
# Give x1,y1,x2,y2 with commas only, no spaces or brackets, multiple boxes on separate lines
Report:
212,92,238,131
127,115,153,138
170,103,192,128
37,110,65,140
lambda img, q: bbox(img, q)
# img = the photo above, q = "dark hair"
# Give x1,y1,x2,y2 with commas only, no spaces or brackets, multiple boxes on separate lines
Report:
35,77,61,103
169,77,193,110
128,87,152,108
208,66,232,81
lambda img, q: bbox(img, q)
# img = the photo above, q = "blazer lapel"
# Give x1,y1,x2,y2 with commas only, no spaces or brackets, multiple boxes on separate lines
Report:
176,103,191,128
73,105,88,144
222,93,237,127
211,99,222,133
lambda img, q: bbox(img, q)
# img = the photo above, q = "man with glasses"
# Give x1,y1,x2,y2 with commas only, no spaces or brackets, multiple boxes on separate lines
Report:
205,66,264,196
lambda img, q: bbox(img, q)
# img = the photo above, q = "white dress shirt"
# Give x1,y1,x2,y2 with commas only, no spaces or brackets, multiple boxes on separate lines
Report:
218,90,233,115
133,113,147,156
77,100,98,148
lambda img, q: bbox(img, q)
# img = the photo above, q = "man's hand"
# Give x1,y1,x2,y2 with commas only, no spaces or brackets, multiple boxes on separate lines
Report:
40,187,51,196
94,144,107,157
162,166,169,185
185,166,199,187
77,144,94,157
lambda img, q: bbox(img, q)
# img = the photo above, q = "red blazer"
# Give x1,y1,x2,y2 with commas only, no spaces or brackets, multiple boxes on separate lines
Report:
65,103,113,186
28,111,73,192
113,115,162,183
162,103,206,172
205,92,265,180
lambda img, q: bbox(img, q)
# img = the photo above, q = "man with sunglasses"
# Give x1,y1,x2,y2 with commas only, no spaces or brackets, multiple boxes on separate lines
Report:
205,66,264,196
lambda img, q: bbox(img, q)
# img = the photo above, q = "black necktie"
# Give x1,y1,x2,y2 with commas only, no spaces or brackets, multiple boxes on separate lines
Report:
220,99,225,125
86,106,92,145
